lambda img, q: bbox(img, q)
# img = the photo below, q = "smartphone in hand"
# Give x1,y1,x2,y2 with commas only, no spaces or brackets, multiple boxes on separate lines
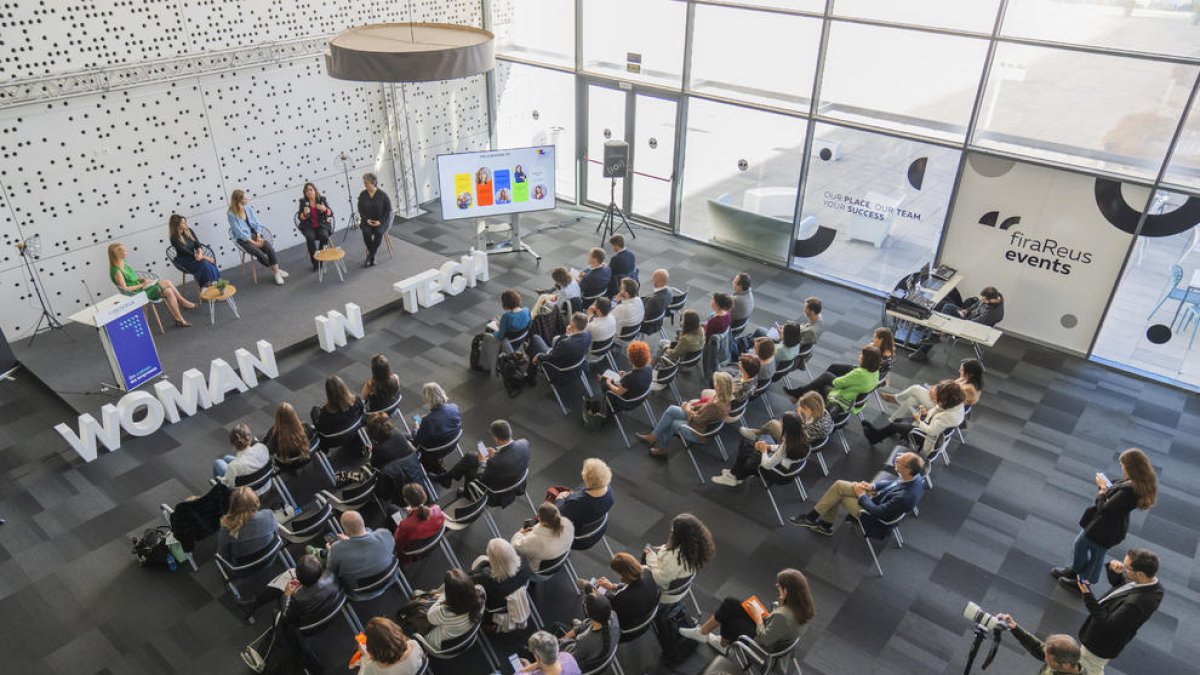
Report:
476,440,488,460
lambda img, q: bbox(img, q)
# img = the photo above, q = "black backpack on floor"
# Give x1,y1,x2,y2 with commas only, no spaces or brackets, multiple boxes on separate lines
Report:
498,353,531,397
656,601,699,666
131,526,173,568
470,333,487,371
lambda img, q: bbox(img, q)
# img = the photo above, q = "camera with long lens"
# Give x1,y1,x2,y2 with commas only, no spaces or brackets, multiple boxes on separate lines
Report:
961,601,1006,675
963,601,1006,632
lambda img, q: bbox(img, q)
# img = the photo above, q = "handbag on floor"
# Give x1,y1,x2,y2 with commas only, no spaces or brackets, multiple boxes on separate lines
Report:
470,333,487,372
582,398,606,431
396,593,437,637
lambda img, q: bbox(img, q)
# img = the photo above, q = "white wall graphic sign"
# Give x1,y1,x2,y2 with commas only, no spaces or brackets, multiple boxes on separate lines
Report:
939,154,1137,352
315,303,365,353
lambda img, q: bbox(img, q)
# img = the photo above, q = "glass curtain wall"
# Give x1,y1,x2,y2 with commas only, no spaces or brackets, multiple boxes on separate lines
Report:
490,0,1200,390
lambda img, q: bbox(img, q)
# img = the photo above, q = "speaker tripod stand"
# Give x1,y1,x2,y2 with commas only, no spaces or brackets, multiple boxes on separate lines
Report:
595,177,636,245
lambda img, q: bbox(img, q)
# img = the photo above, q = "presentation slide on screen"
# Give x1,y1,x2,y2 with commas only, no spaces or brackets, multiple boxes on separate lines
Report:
437,145,556,221
104,306,163,390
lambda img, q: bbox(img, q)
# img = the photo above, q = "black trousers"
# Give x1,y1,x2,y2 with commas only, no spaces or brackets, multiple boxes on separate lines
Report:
440,453,482,485
864,418,913,445
362,221,392,259
236,238,278,268
301,226,332,265
730,444,764,480
713,597,758,644
784,363,852,399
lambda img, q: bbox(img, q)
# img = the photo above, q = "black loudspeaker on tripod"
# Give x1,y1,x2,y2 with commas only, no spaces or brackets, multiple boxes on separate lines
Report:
597,140,635,243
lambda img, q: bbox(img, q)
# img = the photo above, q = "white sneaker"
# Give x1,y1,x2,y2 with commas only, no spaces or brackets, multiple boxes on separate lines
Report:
274,271,285,285
678,627,705,643
738,427,758,441
707,633,728,654
278,269,289,278
711,473,741,487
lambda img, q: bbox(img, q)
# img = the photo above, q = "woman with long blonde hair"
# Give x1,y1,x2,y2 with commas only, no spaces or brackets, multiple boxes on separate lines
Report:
216,486,276,562
107,242,195,327
1053,448,1158,586
639,371,733,458
227,189,287,285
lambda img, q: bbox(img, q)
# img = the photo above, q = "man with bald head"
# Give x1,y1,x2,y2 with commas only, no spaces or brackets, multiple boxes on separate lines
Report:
326,509,394,600
642,268,674,322
790,451,925,537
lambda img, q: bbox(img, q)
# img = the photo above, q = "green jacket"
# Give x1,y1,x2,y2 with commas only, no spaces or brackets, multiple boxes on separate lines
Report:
828,367,879,412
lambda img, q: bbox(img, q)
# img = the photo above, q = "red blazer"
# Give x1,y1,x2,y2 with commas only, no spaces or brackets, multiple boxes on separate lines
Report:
393,506,445,561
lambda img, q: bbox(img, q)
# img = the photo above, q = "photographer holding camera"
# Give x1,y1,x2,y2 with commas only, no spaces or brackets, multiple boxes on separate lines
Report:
994,614,1087,675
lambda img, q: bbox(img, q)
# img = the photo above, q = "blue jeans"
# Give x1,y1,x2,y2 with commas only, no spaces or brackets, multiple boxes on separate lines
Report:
1071,530,1108,583
212,454,236,479
652,406,701,445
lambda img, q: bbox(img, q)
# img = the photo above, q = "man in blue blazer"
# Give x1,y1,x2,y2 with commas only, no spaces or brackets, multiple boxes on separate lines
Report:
606,234,637,297
432,420,531,505
527,313,592,385
790,451,925,536
578,247,612,302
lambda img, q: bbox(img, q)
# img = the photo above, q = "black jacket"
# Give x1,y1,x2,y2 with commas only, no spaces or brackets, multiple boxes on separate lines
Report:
642,287,671,323
480,439,532,495
1081,481,1139,548
1078,564,1163,659
607,249,636,296
472,559,532,612
297,196,334,231
357,188,393,227
609,569,660,631
285,571,346,626
543,332,592,372
580,266,612,299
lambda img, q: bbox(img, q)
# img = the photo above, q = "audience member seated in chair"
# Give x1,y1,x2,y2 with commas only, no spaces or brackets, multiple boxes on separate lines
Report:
705,293,734,337
785,345,882,413
217,486,277,564
748,321,803,364
366,413,422,501
544,266,581,306
655,309,705,365
423,569,485,650
585,298,617,344
601,341,652,415
789,451,925,536
741,391,833,446
470,538,533,627
362,354,402,413
642,268,675,324
511,502,575,571
410,382,462,473
862,381,965,455
528,312,592,381
638,371,734,458
432,420,531,498
313,375,366,438
327,510,395,601
519,630,582,675
714,412,809,487
168,213,221,289
578,247,613,302
265,402,316,470
108,242,196,327
481,289,533,376
910,286,1004,362
885,358,983,420
752,338,777,384
582,553,660,633
213,423,270,487
236,553,345,624
716,354,760,405
679,568,814,656
355,616,428,675
731,272,755,325
551,458,615,528
393,484,445,561
559,593,619,672
606,234,636,298
644,513,716,600
765,297,824,369
612,278,645,333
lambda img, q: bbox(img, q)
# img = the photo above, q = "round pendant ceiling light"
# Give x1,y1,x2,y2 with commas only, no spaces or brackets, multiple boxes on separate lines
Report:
325,23,495,82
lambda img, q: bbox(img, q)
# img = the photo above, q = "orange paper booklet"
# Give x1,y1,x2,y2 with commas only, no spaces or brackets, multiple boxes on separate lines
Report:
741,595,769,621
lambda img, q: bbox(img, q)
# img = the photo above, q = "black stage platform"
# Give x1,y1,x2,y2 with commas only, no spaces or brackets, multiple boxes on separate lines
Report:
13,232,447,414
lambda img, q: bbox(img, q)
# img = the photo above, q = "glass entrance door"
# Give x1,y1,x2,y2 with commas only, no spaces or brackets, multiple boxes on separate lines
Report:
583,82,678,229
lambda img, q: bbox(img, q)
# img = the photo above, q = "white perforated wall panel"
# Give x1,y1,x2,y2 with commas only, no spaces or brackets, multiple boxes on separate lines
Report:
0,1,490,339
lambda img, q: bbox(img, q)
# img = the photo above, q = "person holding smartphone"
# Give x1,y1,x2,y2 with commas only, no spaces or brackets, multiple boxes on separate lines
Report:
1051,448,1158,588
516,631,581,675
430,420,531,503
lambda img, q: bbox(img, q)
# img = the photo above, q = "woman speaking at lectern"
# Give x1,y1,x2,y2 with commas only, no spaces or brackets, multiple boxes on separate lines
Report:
297,182,334,271
108,242,195,328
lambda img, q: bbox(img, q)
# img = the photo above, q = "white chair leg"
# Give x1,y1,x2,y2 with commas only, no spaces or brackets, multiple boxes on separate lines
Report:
765,486,784,527
550,383,569,416
602,537,615,559
815,450,829,476
580,372,593,397
685,447,705,484
643,400,656,424
865,538,884,577
687,588,702,616
614,413,631,447
524,492,538,516
838,430,850,454
714,436,728,461
794,476,807,501
484,510,501,539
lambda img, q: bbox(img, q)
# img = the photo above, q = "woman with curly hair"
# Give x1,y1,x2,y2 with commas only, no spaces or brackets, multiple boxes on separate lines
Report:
602,340,653,416
644,513,716,603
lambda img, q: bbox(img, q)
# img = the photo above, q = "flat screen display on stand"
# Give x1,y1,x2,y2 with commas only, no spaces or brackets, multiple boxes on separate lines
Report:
436,145,556,221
